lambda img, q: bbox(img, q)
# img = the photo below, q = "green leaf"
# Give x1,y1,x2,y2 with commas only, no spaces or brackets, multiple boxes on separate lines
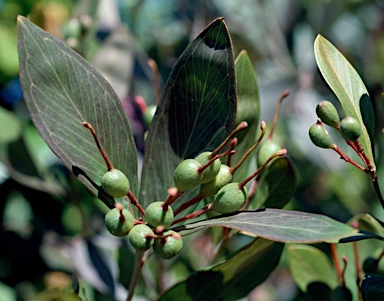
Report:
140,18,237,207
18,16,138,208
288,245,338,292
172,209,358,243
361,274,384,301
232,50,259,182
251,157,296,209
159,238,283,301
314,35,375,170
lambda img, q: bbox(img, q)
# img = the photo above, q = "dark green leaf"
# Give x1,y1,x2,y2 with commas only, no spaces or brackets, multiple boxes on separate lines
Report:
251,157,296,209
172,209,358,243
140,18,237,207
314,35,375,170
159,238,283,301
360,94,375,148
18,16,138,208
361,274,384,301
288,245,338,292
232,50,259,182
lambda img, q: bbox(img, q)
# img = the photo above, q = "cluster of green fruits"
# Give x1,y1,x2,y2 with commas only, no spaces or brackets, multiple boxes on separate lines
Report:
309,100,362,149
104,200,181,260
83,118,286,260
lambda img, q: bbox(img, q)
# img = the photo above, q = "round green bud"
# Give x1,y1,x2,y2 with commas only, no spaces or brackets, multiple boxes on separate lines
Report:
194,152,221,184
257,141,281,167
128,224,155,251
101,169,130,198
153,230,183,259
199,164,233,197
105,208,134,236
316,100,340,128
145,202,174,229
211,183,248,214
340,116,362,142
173,159,203,192
309,122,334,149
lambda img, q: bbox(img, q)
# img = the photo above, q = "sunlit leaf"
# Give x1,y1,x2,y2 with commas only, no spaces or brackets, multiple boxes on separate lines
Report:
288,245,338,292
172,209,358,243
140,18,237,207
18,16,138,208
159,238,283,301
314,35,375,170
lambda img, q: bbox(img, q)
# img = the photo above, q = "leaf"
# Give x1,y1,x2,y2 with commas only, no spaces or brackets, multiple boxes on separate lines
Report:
172,209,358,243
140,18,237,207
288,245,338,292
18,16,138,207
361,274,384,301
159,238,283,301
251,157,296,209
231,50,259,182
314,35,375,170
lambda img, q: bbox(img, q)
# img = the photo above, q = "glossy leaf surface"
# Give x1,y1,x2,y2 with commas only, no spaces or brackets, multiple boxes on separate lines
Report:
173,209,358,243
159,238,283,301
140,18,236,207
314,35,375,170
18,16,138,207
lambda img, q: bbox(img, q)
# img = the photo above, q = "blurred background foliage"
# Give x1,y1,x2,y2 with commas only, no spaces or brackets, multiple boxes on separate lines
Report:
0,0,384,300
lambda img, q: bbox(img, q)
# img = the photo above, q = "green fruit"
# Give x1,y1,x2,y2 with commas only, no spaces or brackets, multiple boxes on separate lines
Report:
101,169,130,198
211,183,248,214
199,164,233,197
309,122,334,149
257,141,281,167
194,151,221,184
153,231,183,259
316,100,340,128
340,116,362,142
128,224,155,251
145,202,174,229
105,208,134,236
173,159,203,192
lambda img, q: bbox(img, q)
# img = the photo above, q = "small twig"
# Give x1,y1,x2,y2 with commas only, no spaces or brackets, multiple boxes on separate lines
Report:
127,191,145,216
330,243,343,285
174,194,204,216
172,204,211,225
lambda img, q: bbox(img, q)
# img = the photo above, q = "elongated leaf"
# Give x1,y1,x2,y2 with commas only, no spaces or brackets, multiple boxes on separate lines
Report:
172,209,358,243
18,16,138,207
159,238,283,301
232,50,259,182
288,245,338,292
314,35,375,170
140,18,236,207
251,157,296,209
